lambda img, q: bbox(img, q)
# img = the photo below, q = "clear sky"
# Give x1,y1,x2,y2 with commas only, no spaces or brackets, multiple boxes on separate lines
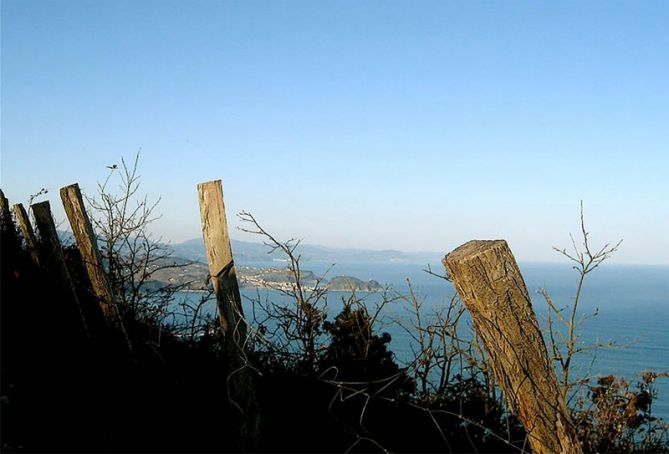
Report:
1,0,668,264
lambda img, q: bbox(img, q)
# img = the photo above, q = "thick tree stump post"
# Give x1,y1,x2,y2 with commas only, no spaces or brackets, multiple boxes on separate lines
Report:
31,201,89,335
443,240,582,454
60,184,116,323
13,203,40,265
197,179,259,449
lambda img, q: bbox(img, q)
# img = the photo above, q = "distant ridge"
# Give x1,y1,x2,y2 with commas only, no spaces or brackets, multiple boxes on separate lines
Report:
170,237,442,265
56,231,442,265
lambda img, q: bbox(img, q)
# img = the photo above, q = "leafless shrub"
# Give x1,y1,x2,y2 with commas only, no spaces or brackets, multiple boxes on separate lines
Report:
85,152,192,343
539,201,622,401
237,210,330,372
416,266,499,403
535,202,669,451
161,287,217,343
395,279,467,399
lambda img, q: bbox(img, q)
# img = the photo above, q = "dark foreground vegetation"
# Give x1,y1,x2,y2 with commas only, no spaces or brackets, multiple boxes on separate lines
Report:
1,223,524,452
1,164,667,452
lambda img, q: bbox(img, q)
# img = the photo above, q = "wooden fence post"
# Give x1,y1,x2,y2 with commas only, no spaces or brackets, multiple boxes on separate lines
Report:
443,240,582,454
31,201,89,335
0,189,18,240
60,184,116,323
197,179,259,448
197,180,246,337
13,203,40,265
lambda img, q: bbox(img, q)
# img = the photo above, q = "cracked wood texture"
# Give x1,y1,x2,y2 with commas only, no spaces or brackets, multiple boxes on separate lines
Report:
13,203,40,265
60,184,116,323
197,179,259,449
443,240,582,454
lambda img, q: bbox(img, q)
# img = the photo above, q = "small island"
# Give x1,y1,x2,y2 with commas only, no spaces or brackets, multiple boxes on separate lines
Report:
326,276,383,292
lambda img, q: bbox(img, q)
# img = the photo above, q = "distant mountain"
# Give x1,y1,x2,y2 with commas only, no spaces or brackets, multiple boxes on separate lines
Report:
56,230,441,265
58,231,281,262
57,230,76,245
169,237,442,265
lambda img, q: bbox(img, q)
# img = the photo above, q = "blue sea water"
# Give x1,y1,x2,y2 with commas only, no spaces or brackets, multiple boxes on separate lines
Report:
172,261,669,418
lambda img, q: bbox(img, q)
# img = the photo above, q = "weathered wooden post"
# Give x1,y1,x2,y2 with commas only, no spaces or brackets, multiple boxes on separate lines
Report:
0,189,18,240
12,203,40,265
31,201,89,335
197,180,247,337
60,184,116,323
197,179,259,448
443,240,582,454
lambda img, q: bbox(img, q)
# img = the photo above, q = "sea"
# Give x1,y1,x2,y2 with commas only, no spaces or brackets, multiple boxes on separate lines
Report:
171,261,669,419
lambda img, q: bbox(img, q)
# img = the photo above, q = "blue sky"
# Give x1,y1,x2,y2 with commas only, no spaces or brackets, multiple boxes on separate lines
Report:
1,0,668,264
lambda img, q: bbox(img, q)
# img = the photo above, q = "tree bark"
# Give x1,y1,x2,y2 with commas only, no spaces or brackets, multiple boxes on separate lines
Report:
60,184,116,323
197,179,259,449
443,240,582,454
